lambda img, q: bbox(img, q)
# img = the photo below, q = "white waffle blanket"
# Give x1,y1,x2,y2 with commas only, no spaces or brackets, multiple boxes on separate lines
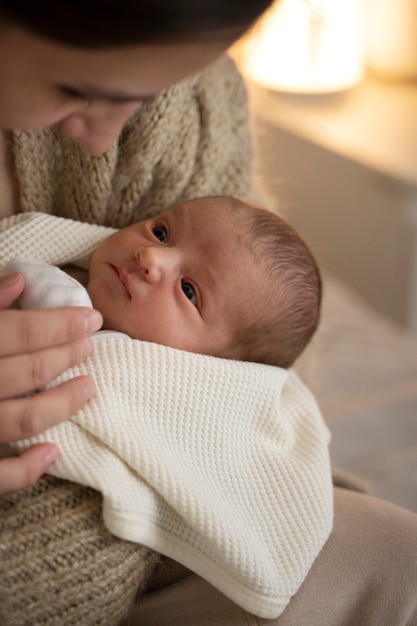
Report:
1,213,333,619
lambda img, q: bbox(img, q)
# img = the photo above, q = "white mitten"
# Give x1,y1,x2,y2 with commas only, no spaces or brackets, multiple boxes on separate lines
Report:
1,257,92,309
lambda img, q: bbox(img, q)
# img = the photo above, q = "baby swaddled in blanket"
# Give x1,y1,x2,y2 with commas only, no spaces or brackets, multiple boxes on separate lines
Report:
0,199,332,621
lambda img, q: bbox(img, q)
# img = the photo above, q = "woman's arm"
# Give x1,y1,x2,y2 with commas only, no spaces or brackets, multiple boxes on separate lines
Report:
0,271,102,494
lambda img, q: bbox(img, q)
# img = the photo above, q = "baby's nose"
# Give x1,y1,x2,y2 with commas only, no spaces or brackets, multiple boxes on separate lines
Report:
137,246,176,283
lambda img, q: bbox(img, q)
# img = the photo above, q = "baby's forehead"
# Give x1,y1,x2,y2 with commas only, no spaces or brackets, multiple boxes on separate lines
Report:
167,196,231,217
165,198,243,234
164,198,267,273
188,197,254,230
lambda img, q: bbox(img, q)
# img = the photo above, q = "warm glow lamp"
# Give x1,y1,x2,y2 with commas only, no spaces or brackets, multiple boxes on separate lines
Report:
235,0,366,93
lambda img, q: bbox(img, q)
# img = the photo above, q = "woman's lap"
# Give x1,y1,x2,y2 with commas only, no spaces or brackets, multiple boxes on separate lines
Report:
131,488,417,626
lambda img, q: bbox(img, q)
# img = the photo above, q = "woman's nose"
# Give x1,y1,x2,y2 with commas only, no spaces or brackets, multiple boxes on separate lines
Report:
58,102,139,156
137,246,177,284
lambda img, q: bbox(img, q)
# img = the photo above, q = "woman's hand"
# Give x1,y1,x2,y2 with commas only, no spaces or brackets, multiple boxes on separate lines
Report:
0,272,103,494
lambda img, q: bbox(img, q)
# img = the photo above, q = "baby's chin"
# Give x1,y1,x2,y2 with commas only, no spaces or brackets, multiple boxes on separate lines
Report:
95,308,132,336
86,282,102,310
96,311,118,333
100,319,113,331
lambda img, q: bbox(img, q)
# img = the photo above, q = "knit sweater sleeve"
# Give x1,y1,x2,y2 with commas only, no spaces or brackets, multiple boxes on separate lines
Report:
12,55,254,229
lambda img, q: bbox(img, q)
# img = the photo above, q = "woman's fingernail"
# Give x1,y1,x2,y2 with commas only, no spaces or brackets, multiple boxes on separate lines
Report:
44,447,59,466
0,272,21,286
83,378,97,400
80,337,93,360
84,309,103,333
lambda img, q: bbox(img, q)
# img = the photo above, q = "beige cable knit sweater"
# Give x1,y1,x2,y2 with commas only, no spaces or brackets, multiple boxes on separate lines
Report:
13,55,253,229
0,55,312,626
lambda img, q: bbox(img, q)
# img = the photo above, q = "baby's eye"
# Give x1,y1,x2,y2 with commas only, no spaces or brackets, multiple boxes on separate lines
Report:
181,281,196,306
152,225,168,243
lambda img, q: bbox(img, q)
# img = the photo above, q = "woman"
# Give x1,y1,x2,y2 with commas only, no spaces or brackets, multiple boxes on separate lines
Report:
0,2,416,625
0,0,271,494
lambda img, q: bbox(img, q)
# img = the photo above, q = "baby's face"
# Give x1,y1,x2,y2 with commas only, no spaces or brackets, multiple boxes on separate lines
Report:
88,198,260,358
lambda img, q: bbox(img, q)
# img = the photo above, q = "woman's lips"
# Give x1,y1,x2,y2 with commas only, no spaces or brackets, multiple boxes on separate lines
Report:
111,265,131,298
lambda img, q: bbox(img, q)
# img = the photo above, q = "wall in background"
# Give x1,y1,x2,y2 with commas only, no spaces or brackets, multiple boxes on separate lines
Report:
251,117,417,332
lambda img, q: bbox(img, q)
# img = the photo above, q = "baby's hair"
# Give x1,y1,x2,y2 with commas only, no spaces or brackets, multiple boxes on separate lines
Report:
224,197,322,369
0,1,272,48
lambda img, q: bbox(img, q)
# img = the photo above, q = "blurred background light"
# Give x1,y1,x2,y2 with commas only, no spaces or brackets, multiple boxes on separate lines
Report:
232,0,366,93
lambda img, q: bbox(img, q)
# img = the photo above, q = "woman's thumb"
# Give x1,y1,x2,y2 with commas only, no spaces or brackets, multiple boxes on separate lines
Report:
0,272,24,308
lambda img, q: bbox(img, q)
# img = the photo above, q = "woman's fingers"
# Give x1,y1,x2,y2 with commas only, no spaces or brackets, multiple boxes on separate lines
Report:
0,443,58,494
0,375,96,443
0,337,94,399
0,284,102,492
0,307,102,358
0,280,102,494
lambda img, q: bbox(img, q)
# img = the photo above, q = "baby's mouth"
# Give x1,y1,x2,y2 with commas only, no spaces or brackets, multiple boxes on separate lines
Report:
111,265,132,298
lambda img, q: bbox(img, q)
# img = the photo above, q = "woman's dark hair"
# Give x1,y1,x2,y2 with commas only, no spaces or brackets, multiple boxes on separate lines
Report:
0,1,273,47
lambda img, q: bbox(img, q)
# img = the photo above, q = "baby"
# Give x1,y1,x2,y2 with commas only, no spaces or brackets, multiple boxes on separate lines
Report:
8,195,321,368
0,198,331,619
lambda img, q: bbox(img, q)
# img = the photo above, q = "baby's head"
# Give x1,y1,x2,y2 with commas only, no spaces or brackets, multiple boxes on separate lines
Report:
88,196,321,368
223,198,321,367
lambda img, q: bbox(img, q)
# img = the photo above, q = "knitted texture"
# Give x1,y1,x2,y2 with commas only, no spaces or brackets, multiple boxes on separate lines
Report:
0,476,159,626
0,215,333,620
0,212,114,267
11,56,253,228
